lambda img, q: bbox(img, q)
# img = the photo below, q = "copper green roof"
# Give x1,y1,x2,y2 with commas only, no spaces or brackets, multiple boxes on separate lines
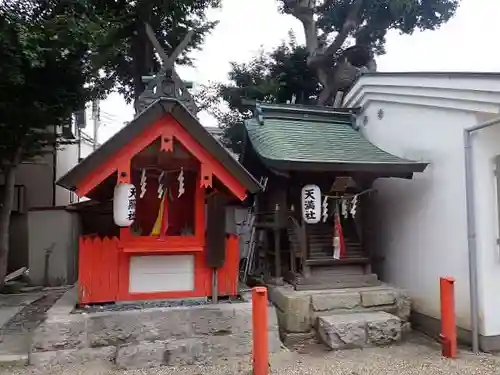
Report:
244,103,427,174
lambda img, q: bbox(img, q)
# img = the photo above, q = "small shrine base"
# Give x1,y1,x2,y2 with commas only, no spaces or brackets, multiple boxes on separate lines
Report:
268,284,412,349
29,292,282,369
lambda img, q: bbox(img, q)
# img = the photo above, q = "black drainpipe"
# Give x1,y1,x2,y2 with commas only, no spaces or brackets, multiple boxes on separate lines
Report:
52,125,57,207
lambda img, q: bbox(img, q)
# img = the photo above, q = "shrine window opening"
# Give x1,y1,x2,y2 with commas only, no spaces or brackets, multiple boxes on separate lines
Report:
130,166,197,238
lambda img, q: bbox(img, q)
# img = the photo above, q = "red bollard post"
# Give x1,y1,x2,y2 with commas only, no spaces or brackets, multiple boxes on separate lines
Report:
440,277,457,358
252,286,269,375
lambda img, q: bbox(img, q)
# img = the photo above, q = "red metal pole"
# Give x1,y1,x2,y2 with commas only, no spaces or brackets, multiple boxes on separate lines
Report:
252,286,269,375
440,276,457,358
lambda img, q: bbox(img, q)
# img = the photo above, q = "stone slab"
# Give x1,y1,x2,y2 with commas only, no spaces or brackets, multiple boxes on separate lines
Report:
361,290,397,307
31,315,87,351
269,286,311,333
318,311,402,350
0,294,44,328
46,286,76,318
31,300,282,369
269,284,410,335
0,354,29,366
280,331,317,347
116,341,168,369
311,292,361,312
29,346,116,368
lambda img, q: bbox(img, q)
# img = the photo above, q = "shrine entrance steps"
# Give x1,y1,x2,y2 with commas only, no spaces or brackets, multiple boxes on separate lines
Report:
268,284,411,350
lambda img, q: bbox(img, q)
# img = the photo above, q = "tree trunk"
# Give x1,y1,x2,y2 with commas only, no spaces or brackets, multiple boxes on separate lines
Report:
0,163,19,289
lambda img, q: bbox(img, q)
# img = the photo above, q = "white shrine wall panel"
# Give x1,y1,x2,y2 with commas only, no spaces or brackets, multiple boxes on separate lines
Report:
129,254,195,293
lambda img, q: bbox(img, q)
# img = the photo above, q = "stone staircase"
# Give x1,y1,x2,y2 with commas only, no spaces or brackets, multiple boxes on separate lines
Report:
269,284,410,350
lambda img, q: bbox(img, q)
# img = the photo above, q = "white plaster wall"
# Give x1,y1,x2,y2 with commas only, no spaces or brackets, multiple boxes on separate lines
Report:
469,124,500,336
356,102,476,331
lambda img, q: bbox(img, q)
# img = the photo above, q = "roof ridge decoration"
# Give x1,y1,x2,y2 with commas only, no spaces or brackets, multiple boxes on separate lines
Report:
251,102,358,126
133,24,198,117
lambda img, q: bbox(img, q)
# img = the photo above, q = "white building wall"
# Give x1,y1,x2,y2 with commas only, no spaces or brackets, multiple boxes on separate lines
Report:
343,73,500,337
470,124,500,336
355,102,475,330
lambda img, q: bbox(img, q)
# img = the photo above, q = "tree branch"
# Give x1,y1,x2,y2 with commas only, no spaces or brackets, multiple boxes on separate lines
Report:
310,0,365,65
282,0,319,54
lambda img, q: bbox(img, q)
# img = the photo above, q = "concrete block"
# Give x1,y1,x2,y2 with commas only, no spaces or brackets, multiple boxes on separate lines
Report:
395,290,411,321
280,330,316,347
366,312,402,345
87,303,271,348
361,290,397,307
31,316,87,351
116,341,168,369
87,310,164,347
30,301,281,369
164,338,206,366
311,292,361,312
269,287,311,332
29,346,116,368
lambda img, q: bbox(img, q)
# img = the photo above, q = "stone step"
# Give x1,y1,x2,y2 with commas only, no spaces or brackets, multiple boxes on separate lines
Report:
294,273,380,290
306,257,370,267
317,311,403,350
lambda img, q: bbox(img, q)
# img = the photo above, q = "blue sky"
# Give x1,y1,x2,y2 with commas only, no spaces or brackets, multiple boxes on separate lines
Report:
99,0,500,141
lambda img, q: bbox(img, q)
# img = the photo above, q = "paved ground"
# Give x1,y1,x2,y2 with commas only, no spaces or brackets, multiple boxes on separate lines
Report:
0,333,499,375
0,290,66,357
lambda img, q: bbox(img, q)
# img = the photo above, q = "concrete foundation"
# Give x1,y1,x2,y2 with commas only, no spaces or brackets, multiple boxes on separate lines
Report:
30,301,282,369
269,284,411,337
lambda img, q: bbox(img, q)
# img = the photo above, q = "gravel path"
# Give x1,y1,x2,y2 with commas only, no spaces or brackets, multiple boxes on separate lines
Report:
1,334,499,375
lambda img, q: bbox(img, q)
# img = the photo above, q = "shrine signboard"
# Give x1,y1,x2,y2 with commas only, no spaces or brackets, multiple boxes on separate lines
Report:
301,184,321,224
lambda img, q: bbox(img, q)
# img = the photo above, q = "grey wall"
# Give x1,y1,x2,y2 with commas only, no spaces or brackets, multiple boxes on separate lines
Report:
28,209,80,286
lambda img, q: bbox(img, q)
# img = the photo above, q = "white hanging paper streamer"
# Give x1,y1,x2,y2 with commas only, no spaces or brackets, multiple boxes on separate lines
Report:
139,169,147,199
322,196,329,223
157,172,165,199
177,167,185,198
333,202,341,259
341,198,349,219
350,195,358,217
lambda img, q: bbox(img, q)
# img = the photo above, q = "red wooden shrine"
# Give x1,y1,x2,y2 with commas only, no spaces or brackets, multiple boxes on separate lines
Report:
58,99,260,305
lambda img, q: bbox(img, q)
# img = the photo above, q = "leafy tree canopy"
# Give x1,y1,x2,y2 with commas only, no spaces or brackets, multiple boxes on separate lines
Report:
88,0,221,102
278,0,460,104
197,33,319,154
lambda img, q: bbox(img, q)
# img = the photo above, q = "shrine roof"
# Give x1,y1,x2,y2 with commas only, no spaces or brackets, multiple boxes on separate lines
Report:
244,103,428,175
57,98,261,195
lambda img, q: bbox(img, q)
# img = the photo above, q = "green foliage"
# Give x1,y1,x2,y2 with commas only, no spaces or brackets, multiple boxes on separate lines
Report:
0,0,221,164
0,0,112,164
88,0,221,102
197,34,320,154
279,0,459,56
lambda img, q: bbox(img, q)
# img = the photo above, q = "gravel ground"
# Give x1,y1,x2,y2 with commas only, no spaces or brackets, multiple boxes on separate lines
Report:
1,334,499,375
73,296,245,314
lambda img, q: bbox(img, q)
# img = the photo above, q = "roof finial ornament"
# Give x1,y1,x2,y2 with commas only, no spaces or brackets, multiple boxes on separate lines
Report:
134,24,198,116
255,103,264,126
